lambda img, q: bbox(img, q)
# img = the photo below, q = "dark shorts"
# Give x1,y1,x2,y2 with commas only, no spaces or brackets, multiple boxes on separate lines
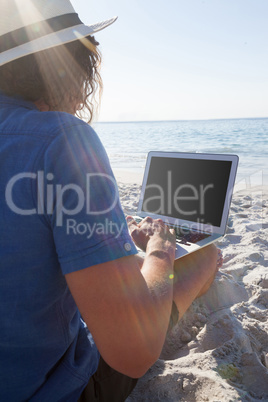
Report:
78,357,138,402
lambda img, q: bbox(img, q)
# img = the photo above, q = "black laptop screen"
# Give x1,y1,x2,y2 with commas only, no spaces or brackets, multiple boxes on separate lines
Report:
141,156,232,227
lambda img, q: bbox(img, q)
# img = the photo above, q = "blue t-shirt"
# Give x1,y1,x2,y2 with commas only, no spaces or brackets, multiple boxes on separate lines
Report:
0,93,137,401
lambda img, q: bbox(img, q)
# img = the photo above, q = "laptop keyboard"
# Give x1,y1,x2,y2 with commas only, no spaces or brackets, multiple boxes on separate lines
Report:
173,227,210,245
129,216,210,246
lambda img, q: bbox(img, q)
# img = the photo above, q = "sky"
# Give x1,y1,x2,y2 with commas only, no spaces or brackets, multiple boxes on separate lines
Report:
72,0,268,122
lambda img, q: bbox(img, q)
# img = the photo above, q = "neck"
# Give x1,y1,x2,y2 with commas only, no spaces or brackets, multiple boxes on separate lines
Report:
34,99,50,112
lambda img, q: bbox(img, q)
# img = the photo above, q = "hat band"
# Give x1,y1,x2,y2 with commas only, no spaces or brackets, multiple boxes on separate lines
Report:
0,13,83,53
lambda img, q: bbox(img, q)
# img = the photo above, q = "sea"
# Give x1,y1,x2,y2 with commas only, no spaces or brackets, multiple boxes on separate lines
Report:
94,118,268,188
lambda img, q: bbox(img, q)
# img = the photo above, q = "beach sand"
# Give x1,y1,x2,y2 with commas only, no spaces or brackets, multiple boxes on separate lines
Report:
114,169,268,402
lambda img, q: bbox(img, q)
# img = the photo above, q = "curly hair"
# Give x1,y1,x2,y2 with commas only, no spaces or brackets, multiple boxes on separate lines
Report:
0,37,102,123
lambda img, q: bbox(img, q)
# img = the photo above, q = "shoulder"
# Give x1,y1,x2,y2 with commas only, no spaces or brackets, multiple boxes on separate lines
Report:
35,112,112,184
18,109,107,166
45,113,102,150
1,96,96,141
33,110,97,140
43,113,109,168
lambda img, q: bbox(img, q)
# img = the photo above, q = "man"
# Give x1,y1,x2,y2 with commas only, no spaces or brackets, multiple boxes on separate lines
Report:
0,1,221,400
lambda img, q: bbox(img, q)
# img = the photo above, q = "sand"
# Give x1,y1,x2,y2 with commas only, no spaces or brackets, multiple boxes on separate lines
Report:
114,170,268,402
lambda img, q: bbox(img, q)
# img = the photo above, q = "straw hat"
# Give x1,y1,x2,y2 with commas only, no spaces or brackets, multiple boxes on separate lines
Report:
0,0,117,66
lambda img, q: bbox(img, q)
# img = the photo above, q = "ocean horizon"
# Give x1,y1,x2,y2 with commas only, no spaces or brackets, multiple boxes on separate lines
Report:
97,116,268,124
93,117,268,187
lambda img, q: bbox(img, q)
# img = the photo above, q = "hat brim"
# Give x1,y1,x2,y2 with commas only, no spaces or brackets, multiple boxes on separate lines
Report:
0,17,117,67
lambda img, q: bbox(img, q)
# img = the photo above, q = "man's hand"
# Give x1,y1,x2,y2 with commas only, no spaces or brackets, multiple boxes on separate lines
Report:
127,216,176,260
126,216,150,251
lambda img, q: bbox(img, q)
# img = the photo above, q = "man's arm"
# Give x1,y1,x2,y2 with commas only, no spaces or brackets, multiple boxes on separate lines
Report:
127,217,219,321
65,219,176,379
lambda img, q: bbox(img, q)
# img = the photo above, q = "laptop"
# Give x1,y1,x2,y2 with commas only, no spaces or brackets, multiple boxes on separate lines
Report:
133,151,239,259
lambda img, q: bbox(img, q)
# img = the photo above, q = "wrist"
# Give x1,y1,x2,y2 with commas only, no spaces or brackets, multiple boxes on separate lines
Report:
146,247,175,268
146,239,175,264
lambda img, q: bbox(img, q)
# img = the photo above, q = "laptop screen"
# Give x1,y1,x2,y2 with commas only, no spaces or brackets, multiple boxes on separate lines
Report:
141,156,232,227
